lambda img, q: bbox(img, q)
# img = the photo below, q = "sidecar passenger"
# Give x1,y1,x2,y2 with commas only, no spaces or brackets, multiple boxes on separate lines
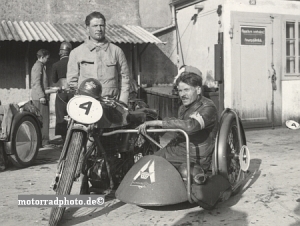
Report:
138,71,218,176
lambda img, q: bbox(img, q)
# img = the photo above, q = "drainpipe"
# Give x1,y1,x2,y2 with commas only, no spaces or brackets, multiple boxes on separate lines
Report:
151,2,176,36
131,44,136,81
25,42,30,99
151,2,181,67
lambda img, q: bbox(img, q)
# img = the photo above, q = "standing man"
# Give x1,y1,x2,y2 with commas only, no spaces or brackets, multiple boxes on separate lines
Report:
31,49,50,145
51,42,73,141
67,11,130,104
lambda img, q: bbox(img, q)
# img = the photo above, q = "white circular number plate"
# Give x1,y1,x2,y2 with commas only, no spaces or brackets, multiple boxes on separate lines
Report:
67,95,103,124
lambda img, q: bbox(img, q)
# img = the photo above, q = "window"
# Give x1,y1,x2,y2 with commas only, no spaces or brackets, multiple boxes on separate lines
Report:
285,21,300,75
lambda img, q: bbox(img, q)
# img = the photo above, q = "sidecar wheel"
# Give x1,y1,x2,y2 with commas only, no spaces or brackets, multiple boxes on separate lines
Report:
49,131,86,226
216,112,247,195
9,115,41,168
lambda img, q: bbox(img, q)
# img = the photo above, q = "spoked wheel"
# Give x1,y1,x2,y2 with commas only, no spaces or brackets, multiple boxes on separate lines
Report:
216,112,249,195
9,116,41,168
49,131,86,226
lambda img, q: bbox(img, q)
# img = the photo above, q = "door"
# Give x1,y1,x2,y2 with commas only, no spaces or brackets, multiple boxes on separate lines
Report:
231,15,273,127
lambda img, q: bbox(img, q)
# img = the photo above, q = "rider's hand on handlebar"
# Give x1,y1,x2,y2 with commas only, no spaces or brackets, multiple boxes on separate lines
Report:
136,120,163,135
137,122,148,135
39,97,47,104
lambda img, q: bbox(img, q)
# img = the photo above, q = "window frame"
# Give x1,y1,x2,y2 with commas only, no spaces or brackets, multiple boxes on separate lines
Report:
283,17,300,78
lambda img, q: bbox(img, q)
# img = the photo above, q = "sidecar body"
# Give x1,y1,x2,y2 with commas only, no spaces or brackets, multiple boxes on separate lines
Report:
115,108,250,209
0,101,42,169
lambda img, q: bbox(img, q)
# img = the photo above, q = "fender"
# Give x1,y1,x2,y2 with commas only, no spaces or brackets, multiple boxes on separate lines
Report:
59,122,89,160
4,111,42,155
214,109,246,178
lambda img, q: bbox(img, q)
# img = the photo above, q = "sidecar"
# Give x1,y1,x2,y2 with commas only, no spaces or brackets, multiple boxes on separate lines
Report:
115,108,250,209
0,101,42,169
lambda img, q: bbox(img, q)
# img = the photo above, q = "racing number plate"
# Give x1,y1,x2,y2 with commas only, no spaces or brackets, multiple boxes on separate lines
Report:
67,95,103,124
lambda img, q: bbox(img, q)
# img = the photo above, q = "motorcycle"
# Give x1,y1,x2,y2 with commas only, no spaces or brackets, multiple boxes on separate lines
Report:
48,91,160,225
48,80,251,224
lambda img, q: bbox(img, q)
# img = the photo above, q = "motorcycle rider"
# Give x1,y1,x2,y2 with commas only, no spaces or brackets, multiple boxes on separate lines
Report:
51,42,73,142
137,71,218,170
172,65,202,95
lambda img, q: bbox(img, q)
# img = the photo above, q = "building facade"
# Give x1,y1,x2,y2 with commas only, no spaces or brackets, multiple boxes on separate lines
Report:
170,0,300,127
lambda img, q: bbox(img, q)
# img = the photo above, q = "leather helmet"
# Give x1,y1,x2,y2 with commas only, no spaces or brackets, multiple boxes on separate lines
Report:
78,78,102,99
59,42,72,52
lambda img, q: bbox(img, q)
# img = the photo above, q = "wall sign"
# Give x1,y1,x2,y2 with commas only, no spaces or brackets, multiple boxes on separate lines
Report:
241,27,265,45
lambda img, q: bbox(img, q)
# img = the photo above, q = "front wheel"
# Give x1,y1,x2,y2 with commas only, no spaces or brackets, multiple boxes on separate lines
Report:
49,131,86,226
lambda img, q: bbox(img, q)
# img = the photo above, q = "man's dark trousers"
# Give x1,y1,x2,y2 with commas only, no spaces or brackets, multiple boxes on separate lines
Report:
55,90,74,139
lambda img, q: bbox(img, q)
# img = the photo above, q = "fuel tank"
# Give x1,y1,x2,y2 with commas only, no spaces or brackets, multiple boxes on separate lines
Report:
116,155,188,206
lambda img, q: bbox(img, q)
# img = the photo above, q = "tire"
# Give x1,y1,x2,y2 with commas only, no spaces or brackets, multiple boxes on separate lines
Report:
216,112,246,195
9,116,41,168
49,131,85,226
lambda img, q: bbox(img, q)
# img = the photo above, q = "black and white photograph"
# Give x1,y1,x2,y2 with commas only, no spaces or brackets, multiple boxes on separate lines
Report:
0,0,300,225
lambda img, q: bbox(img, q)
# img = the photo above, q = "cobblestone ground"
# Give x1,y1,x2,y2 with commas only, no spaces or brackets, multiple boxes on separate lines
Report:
0,127,300,226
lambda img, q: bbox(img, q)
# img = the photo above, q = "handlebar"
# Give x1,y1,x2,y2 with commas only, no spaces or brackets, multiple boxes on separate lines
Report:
45,87,61,94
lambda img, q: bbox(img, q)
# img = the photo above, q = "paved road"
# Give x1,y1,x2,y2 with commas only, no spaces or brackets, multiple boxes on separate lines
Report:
0,127,300,226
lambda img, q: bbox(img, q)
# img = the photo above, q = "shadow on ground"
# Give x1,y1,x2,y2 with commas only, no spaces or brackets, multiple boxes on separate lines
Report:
171,158,262,226
54,158,262,226
0,146,60,172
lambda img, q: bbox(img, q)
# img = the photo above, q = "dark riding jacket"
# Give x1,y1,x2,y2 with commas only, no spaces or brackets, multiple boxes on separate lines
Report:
162,95,218,161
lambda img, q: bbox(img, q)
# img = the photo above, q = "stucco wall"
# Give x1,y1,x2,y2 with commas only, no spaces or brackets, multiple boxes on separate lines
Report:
139,0,172,28
282,81,300,123
176,1,221,85
0,0,141,25
141,30,177,85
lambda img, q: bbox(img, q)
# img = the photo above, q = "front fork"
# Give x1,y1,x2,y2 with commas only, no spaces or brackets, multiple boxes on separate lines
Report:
50,119,90,191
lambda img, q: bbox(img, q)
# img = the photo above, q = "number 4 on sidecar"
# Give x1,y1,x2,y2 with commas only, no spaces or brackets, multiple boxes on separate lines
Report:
116,108,251,210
